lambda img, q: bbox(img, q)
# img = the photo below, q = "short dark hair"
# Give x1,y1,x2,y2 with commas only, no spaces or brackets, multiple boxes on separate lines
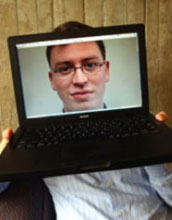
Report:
46,21,106,67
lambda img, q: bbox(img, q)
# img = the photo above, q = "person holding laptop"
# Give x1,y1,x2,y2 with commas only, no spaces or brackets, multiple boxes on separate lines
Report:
0,21,172,219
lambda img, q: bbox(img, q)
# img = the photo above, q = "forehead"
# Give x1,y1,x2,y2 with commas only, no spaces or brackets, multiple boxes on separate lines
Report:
50,41,103,63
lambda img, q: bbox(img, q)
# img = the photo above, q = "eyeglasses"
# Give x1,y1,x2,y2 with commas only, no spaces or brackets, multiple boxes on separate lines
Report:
51,61,105,77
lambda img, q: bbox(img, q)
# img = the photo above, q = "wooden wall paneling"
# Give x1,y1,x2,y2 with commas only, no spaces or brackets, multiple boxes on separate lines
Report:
103,0,127,26
52,0,65,27
146,0,172,171
127,0,145,24
158,0,172,127
36,0,53,33
0,0,18,139
16,0,38,34
63,0,84,23
159,1,172,172
84,0,104,26
53,0,84,28
145,0,159,115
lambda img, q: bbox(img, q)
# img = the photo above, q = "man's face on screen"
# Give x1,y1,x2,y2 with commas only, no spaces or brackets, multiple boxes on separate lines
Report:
48,42,110,112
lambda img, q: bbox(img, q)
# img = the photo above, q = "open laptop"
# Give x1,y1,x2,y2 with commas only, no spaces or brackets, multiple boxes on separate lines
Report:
0,24,172,181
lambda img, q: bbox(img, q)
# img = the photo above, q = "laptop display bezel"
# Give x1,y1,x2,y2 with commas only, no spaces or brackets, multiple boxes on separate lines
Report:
8,24,149,126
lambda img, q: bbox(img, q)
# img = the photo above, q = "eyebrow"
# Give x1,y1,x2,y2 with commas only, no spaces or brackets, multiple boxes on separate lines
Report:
54,56,102,66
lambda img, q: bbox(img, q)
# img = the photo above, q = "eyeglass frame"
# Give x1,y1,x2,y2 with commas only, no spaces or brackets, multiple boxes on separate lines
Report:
50,60,106,77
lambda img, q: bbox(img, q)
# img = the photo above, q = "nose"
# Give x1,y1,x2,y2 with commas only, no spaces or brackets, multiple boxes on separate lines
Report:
72,68,88,86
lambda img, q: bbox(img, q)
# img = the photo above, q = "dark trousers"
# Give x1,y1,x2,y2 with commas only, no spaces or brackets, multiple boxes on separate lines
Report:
0,178,56,220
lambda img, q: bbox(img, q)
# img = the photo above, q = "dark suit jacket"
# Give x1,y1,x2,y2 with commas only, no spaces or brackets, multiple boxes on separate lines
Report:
0,178,56,220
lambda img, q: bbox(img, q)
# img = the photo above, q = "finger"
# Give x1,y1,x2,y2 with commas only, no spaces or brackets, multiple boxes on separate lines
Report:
155,111,168,122
0,129,13,155
2,129,13,140
0,139,9,155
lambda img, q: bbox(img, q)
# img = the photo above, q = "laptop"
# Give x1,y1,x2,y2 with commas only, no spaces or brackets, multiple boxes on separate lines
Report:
0,24,172,181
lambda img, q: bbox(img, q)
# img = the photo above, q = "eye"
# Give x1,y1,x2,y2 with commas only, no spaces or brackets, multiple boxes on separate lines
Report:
56,66,73,74
84,62,98,69
60,66,70,72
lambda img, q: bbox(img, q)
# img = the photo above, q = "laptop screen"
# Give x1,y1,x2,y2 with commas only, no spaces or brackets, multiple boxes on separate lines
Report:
15,31,142,119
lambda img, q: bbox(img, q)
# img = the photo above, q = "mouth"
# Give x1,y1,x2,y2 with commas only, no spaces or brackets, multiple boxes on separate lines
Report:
71,90,93,100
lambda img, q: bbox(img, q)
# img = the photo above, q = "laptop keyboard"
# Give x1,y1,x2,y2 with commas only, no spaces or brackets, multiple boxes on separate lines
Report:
17,115,159,149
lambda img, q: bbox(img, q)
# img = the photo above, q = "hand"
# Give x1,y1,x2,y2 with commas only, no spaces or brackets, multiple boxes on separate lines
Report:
155,111,168,122
0,129,13,154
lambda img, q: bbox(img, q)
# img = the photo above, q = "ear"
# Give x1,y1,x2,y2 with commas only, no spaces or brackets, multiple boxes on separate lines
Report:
105,61,110,82
48,72,56,91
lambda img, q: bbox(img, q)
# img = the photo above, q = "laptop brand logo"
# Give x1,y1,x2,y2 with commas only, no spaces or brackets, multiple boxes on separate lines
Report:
79,114,89,119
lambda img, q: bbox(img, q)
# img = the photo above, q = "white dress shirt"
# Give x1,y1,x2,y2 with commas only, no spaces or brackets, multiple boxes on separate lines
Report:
45,164,172,220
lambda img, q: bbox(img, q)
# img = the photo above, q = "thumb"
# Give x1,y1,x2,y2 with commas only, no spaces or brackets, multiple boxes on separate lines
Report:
0,129,13,154
2,128,13,141
155,111,168,122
